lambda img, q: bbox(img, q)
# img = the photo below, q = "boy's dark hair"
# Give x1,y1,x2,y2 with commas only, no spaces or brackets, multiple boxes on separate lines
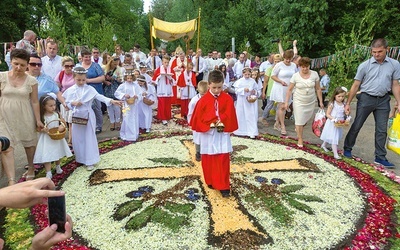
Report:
208,70,224,84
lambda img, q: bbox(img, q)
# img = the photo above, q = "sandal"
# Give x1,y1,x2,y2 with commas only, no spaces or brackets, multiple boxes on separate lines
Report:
280,129,287,136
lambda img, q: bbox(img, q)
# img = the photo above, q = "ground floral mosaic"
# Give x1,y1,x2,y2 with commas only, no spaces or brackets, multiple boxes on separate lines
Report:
1,130,400,249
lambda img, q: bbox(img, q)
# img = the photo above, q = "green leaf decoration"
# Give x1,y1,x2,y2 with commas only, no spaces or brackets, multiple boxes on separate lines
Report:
114,200,143,221
232,156,254,165
149,157,187,166
245,192,294,225
280,185,305,194
125,207,154,231
151,207,188,232
288,194,324,203
164,202,195,216
285,197,315,215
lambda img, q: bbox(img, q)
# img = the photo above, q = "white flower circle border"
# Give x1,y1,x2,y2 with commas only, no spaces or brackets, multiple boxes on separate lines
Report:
56,134,370,250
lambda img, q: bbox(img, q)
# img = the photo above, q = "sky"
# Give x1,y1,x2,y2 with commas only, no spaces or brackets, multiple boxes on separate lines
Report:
143,0,151,13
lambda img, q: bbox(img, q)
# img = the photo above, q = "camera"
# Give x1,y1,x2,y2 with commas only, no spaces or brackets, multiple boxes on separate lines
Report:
271,39,280,43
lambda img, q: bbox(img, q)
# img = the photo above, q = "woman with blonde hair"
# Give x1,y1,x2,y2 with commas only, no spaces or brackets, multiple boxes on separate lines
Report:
270,50,297,135
103,56,124,130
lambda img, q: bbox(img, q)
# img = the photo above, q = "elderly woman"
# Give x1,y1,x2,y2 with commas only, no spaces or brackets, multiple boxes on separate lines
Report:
270,50,297,135
0,49,44,185
55,56,75,145
284,57,324,147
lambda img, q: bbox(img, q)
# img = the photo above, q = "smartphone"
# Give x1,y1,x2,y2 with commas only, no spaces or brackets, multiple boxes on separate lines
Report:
48,195,66,233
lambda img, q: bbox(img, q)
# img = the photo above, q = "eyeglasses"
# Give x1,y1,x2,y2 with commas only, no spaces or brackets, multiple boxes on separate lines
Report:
64,65,74,68
113,57,120,61
29,63,42,67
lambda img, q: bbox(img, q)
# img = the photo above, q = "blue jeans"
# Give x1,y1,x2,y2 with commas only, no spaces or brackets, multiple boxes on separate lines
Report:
344,93,390,160
92,99,103,131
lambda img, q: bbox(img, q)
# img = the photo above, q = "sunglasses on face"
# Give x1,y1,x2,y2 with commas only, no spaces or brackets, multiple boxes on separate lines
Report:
64,65,74,68
113,58,120,61
29,63,42,67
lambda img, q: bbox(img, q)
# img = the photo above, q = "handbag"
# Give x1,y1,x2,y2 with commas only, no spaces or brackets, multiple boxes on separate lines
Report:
71,108,89,125
312,109,326,137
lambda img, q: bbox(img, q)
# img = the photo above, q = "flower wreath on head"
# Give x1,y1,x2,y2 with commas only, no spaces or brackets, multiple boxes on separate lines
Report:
72,68,88,74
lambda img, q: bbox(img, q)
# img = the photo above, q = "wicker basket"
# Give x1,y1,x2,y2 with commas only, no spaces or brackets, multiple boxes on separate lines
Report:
126,97,136,105
246,95,258,103
143,98,155,106
47,119,67,140
334,121,350,127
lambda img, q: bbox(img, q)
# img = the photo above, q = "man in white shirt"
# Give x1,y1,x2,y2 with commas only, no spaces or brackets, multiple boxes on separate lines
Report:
259,53,274,77
91,47,103,64
41,41,63,80
132,44,147,69
192,48,207,83
233,53,250,79
145,48,162,70
207,50,222,72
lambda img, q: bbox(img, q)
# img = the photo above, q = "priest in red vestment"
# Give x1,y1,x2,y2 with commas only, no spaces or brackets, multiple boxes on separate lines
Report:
170,51,191,106
190,70,238,197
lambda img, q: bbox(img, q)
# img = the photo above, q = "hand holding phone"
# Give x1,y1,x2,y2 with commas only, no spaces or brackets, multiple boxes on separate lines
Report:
48,195,66,233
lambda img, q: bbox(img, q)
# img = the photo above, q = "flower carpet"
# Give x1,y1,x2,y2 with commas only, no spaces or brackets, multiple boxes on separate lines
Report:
1,113,400,250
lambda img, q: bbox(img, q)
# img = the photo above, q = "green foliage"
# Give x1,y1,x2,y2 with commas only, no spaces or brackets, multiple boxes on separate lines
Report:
4,208,34,250
114,200,143,221
124,202,195,232
285,197,314,215
232,156,253,165
280,185,305,194
288,194,324,203
149,157,187,166
245,192,294,225
326,11,375,97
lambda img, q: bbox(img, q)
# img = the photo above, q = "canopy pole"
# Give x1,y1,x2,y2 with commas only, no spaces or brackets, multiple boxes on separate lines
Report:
149,13,154,49
197,8,201,50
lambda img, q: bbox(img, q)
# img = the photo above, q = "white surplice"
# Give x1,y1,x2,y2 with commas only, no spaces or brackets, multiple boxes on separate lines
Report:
115,81,143,141
138,84,156,130
63,84,113,165
233,77,259,137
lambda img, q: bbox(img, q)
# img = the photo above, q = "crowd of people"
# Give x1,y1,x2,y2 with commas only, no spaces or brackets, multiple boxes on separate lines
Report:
0,30,399,248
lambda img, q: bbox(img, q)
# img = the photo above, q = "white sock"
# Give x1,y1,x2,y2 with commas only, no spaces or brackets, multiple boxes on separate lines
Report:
46,171,52,179
332,144,339,157
56,165,63,174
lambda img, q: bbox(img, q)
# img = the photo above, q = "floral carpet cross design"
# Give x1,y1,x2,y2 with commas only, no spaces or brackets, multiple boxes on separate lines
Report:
89,140,321,247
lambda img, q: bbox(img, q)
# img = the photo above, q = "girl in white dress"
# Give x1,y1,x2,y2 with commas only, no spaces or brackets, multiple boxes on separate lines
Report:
33,94,72,179
62,67,123,171
137,75,156,133
320,87,348,159
114,72,143,141
233,67,259,138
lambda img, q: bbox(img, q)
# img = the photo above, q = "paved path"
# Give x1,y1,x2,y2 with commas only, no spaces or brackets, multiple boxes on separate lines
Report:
1,99,399,187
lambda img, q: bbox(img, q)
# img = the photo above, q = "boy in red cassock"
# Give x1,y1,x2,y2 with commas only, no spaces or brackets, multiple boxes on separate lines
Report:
190,70,238,197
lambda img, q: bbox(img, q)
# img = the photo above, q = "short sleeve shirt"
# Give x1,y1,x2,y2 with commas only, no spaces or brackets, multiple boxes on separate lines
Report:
87,63,104,94
36,73,60,99
355,56,400,96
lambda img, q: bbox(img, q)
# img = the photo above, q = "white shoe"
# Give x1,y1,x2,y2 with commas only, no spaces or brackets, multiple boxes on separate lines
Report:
334,155,342,160
86,165,94,171
56,165,63,174
46,171,53,179
146,129,150,133
321,145,329,152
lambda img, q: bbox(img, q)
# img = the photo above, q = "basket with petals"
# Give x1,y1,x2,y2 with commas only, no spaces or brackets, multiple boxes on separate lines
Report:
126,97,136,105
46,119,67,140
334,120,350,127
246,95,258,103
